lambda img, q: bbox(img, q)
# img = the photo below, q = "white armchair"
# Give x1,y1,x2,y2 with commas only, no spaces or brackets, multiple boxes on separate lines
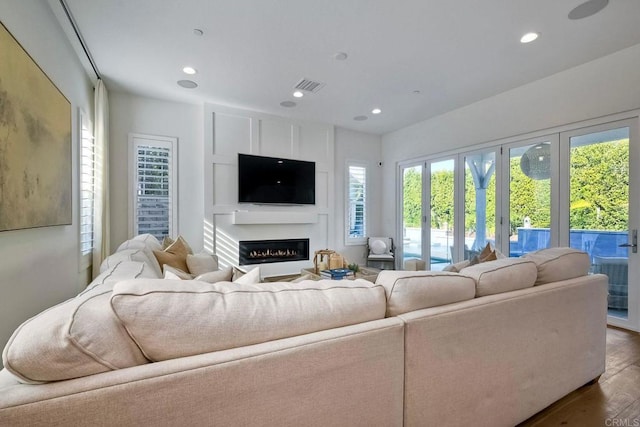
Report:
366,237,395,270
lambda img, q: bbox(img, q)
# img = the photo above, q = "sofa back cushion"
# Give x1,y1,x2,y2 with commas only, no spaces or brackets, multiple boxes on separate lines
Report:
116,233,162,253
522,247,591,285
460,257,537,297
375,271,476,316
101,248,162,278
2,261,154,383
110,279,386,362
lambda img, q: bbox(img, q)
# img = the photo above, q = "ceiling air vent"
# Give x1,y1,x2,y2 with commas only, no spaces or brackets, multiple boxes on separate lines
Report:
294,78,325,94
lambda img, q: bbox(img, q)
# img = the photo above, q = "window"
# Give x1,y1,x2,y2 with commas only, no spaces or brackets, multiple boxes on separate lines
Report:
79,112,95,267
129,134,177,240
346,162,367,244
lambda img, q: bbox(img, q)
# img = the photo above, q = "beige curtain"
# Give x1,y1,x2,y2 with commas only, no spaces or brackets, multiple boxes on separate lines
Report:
92,79,110,278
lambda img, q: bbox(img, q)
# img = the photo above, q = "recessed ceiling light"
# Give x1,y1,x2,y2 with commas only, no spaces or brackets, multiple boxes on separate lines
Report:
193,29,204,36
354,115,368,121
568,0,609,20
182,66,197,75
280,101,297,108
177,80,198,89
371,108,382,115
334,52,348,61
293,91,304,98
520,32,539,43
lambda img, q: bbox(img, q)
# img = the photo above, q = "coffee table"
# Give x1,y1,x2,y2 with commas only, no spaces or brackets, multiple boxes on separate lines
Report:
300,266,380,282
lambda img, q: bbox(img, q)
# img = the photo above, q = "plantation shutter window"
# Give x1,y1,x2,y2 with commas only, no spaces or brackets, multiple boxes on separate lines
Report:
79,118,95,263
130,135,177,240
347,163,367,244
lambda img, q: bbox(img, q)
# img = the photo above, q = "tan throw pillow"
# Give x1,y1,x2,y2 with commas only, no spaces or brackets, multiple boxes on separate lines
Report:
161,236,174,250
153,237,192,273
194,266,233,284
186,253,219,276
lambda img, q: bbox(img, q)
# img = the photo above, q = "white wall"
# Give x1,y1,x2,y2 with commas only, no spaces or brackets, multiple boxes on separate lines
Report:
0,1,94,358
109,92,204,251
334,128,383,265
381,43,640,237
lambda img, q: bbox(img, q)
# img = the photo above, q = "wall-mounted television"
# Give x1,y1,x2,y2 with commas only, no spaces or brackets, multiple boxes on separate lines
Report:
238,154,315,205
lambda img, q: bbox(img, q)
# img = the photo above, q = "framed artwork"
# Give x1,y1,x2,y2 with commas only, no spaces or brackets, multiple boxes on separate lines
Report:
0,21,72,232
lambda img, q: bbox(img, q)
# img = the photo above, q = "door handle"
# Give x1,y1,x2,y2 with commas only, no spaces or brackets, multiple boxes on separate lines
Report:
618,230,638,253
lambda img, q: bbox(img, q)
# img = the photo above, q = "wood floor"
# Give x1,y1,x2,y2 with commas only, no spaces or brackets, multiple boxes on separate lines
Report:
519,326,640,426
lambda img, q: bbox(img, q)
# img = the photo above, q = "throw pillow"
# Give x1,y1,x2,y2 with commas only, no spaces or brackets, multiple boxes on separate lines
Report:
370,239,387,255
153,236,192,273
161,236,174,250
233,266,261,284
163,265,193,280
186,253,219,276
232,266,246,281
194,266,233,284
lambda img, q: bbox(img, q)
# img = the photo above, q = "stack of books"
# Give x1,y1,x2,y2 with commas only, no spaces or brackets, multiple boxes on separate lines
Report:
320,268,355,280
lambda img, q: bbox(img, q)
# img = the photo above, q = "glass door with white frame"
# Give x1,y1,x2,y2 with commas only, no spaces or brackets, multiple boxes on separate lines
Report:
462,150,497,259
401,164,423,267
430,159,455,270
504,138,555,257
562,121,637,327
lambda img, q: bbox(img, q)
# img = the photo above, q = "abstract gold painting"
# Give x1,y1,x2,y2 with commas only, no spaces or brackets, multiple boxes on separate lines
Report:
0,22,71,232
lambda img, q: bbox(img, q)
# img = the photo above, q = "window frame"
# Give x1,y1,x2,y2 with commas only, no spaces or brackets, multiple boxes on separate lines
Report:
128,133,178,240
345,160,368,245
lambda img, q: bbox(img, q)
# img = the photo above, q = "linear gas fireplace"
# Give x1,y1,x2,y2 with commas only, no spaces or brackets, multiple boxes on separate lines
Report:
239,238,310,265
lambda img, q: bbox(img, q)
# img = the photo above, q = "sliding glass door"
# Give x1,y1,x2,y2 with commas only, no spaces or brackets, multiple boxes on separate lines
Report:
398,117,638,329
401,164,423,266
561,121,637,327
400,159,456,270
462,150,497,259
430,159,455,269
502,137,555,257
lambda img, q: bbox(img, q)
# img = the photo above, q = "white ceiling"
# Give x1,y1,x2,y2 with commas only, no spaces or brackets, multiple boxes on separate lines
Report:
62,0,640,135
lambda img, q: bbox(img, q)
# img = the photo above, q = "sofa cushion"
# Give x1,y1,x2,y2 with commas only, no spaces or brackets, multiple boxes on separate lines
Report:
522,247,591,285
375,271,476,316
460,257,537,297
100,247,162,278
116,234,162,253
2,261,153,383
110,279,386,362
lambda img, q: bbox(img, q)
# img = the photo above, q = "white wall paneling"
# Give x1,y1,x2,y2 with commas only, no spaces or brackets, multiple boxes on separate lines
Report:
205,103,335,277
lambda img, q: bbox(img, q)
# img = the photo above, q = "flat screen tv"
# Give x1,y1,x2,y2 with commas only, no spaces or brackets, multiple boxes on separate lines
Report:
238,154,315,205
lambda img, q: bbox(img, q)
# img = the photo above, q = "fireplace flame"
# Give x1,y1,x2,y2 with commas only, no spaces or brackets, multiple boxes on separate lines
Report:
249,249,300,259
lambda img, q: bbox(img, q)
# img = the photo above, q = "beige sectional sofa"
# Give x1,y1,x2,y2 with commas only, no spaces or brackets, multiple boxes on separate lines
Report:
0,235,608,426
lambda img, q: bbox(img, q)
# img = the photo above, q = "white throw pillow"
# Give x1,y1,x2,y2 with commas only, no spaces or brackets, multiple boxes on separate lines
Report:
234,266,261,284
370,239,387,255
194,267,233,284
186,253,219,276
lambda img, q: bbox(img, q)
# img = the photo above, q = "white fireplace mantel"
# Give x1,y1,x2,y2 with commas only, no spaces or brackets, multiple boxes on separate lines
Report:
231,211,319,225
